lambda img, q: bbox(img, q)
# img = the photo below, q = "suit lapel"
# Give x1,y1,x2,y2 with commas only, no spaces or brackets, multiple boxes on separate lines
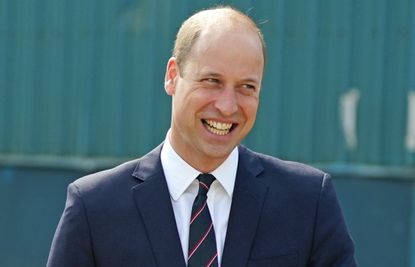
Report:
222,146,268,267
131,145,186,267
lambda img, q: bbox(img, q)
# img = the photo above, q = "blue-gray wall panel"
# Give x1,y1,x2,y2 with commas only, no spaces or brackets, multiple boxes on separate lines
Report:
1,0,414,166
1,165,414,267
334,176,413,267
1,2,415,266
0,167,83,267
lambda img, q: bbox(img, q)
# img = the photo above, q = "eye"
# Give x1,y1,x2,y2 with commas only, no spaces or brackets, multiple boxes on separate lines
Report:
204,78,220,84
238,83,258,96
201,78,222,88
242,84,256,91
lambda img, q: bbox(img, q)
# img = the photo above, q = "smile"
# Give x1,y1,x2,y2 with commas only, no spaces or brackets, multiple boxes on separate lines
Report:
202,119,234,136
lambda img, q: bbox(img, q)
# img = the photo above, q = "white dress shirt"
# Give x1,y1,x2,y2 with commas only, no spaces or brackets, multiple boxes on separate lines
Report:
160,132,238,265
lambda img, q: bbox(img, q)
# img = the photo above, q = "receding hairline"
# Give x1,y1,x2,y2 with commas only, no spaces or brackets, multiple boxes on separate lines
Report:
172,6,266,71
186,7,259,30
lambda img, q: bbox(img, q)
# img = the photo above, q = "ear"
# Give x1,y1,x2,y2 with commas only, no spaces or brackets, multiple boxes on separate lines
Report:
164,57,179,96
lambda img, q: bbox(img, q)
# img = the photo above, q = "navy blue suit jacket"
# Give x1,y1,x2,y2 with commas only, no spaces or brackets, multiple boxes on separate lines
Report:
47,145,356,267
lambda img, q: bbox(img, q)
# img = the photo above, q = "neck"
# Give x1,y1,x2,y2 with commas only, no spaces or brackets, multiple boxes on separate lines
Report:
168,134,227,174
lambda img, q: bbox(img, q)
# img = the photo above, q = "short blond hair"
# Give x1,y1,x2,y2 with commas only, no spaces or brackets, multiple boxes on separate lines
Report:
172,6,266,71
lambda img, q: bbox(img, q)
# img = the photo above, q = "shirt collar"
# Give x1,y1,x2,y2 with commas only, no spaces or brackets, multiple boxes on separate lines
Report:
160,131,238,201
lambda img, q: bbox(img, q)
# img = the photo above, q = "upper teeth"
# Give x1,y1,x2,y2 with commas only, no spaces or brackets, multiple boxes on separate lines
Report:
205,120,232,130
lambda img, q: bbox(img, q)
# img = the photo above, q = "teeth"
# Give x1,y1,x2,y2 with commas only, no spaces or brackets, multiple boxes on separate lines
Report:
204,120,233,135
206,120,232,130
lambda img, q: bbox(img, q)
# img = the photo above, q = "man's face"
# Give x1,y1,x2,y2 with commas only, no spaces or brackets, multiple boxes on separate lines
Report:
165,25,264,172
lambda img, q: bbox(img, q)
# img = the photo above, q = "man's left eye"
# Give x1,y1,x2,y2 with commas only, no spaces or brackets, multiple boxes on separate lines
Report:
242,84,256,90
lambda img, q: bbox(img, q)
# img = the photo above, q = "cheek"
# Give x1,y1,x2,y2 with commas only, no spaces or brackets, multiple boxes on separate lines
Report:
188,89,217,109
239,97,259,120
173,88,192,110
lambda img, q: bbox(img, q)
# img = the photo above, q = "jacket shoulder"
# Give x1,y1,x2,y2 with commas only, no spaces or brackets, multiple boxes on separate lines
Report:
239,145,327,180
71,144,163,197
70,159,139,197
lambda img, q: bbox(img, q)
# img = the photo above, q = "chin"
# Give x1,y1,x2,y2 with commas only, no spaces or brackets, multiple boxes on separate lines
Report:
202,145,235,160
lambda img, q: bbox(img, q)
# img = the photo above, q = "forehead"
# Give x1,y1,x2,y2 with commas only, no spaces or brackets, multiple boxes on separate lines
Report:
185,24,264,77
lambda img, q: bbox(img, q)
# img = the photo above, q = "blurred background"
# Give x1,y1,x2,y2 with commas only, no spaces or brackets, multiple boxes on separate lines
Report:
1,0,415,266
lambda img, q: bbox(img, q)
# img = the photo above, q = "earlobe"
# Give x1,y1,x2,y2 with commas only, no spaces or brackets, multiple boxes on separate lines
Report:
164,57,178,96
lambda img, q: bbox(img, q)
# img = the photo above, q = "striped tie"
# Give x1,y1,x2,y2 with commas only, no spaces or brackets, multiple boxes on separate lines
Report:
188,174,218,267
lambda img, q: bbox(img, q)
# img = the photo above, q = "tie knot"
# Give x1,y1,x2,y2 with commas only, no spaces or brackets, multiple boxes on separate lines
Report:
197,173,215,194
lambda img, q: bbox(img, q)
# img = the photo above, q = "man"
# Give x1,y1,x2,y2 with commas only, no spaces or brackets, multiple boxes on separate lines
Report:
47,6,357,267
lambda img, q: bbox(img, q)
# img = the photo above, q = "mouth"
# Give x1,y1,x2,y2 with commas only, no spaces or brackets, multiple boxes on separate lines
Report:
202,119,236,136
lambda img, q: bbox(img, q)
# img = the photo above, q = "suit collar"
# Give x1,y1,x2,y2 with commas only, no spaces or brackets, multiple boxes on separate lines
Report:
222,145,269,266
160,136,239,200
132,143,164,181
131,144,186,267
131,144,268,267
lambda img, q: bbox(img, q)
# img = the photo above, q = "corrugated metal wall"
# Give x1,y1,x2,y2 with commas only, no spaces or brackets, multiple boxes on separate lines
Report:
0,0,173,158
1,1,415,267
1,0,414,168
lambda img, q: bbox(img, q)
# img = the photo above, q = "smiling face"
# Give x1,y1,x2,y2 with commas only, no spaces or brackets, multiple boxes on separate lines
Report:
164,22,264,172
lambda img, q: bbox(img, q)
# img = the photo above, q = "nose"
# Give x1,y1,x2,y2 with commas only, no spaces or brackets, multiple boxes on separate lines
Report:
214,86,238,116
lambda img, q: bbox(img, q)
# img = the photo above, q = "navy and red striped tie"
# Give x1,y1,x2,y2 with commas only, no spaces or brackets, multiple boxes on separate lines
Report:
188,173,218,267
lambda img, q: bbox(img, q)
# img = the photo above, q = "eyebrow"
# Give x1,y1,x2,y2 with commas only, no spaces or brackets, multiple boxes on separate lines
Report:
200,71,222,78
241,78,260,84
200,71,260,84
